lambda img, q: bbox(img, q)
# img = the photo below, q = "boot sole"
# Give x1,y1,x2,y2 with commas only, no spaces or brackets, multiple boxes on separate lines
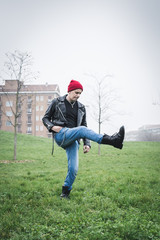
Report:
115,126,125,149
120,126,125,141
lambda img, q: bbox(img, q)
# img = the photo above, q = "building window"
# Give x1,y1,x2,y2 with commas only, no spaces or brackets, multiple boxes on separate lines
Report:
18,102,21,109
27,108,32,113
6,121,12,126
6,101,13,107
48,133,52,138
27,126,32,133
36,96,39,101
28,103,31,109
36,125,39,131
36,115,39,121
27,103,32,113
18,97,21,109
27,115,32,123
40,115,43,121
40,96,44,101
40,126,43,131
40,106,43,111
18,125,21,133
48,96,52,103
17,116,21,124
6,111,12,117
36,106,39,111
27,96,32,103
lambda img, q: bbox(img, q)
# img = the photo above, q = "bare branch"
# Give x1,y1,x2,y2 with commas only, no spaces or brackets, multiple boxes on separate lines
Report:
85,74,122,139
0,50,38,160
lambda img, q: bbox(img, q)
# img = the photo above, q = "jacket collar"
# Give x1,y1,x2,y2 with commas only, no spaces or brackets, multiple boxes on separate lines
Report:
58,94,83,108
58,94,67,102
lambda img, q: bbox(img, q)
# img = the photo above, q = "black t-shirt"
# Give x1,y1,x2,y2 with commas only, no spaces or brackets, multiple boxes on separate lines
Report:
64,98,78,128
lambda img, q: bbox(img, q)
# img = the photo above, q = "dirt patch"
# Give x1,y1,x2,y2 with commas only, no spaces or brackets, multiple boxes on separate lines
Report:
0,160,35,164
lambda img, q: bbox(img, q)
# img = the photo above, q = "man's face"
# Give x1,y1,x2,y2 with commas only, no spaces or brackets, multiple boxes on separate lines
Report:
68,89,83,102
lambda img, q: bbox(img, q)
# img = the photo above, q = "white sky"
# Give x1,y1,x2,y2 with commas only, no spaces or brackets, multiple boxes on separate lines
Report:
0,0,160,133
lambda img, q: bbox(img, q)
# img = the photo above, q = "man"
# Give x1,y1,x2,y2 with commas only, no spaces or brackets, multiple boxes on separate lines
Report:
42,80,125,199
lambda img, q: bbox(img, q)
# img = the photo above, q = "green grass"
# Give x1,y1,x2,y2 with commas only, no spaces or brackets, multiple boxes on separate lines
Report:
0,130,160,240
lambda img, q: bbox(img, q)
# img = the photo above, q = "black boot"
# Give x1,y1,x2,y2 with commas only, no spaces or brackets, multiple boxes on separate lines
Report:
60,186,71,199
101,126,125,149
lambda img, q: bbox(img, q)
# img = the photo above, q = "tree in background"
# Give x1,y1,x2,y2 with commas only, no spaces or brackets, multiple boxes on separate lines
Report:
0,50,38,160
85,74,122,155
153,93,160,107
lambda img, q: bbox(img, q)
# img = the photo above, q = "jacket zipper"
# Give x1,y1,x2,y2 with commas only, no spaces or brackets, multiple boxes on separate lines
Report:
58,106,67,121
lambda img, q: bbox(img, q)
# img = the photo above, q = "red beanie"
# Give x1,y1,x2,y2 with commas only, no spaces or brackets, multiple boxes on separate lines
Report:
68,80,83,92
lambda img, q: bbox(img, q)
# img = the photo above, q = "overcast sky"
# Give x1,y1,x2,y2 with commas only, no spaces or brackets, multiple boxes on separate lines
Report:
0,0,160,133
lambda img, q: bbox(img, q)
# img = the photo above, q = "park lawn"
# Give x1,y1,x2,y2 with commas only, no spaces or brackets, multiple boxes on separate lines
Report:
0,130,160,240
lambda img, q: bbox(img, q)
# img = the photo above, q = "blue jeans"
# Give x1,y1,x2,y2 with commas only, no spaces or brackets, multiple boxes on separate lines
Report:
55,126,103,190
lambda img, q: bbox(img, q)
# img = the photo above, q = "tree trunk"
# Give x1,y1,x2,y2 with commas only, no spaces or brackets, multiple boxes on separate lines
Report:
98,115,101,155
98,90,101,155
14,126,17,160
13,82,19,161
1,51,36,161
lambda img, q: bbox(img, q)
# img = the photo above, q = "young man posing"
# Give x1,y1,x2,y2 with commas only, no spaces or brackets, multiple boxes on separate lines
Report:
42,80,125,198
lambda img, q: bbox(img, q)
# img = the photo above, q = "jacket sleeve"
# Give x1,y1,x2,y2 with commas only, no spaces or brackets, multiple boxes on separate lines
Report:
42,99,57,132
81,107,91,147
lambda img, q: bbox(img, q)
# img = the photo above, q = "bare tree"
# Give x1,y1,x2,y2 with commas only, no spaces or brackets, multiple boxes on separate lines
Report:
153,93,160,106
0,50,37,160
85,74,121,155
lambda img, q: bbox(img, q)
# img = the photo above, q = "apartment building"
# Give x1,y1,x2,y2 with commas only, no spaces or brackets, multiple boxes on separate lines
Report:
0,80,60,138
125,124,160,141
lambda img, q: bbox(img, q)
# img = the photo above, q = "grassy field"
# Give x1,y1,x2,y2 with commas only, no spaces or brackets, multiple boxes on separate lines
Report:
0,130,160,240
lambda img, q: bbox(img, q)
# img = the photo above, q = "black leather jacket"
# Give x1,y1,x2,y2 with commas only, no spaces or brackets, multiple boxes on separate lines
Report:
42,95,91,147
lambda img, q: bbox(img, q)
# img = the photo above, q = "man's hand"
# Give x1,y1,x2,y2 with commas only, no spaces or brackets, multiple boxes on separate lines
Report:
83,145,90,154
52,126,63,133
